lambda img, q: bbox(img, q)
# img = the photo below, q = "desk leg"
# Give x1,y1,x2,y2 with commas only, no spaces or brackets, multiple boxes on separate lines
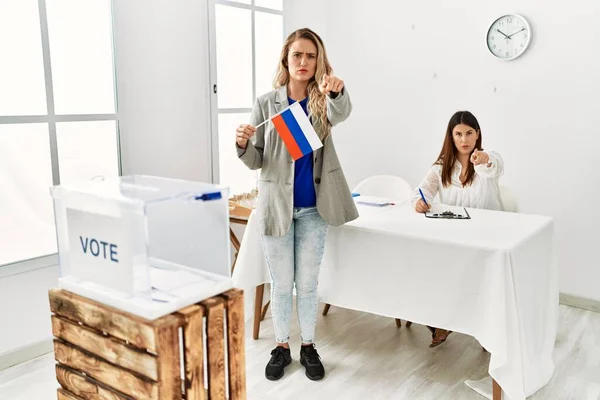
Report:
261,301,270,321
229,227,241,274
253,284,265,340
229,227,241,251
231,254,239,274
493,379,502,400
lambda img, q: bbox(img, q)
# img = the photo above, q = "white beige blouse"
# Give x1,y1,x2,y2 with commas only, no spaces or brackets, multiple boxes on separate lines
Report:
411,151,505,211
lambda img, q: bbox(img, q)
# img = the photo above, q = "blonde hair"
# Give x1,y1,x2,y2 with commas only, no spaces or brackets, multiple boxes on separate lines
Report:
273,28,332,140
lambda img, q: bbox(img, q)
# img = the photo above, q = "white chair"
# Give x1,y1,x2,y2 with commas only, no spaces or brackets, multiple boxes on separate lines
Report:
352,174,413,202
322,174,415,328
500,185,519,213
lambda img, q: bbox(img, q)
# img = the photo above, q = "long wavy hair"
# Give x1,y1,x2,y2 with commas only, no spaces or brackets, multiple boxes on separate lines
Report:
273,28,332,140
434,111,483,187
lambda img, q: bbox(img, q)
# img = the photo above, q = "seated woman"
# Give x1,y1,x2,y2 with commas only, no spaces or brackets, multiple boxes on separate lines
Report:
412,110,504,347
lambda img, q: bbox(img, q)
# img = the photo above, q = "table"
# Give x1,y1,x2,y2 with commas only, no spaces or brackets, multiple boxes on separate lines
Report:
229,203,271,341
232,202,558,400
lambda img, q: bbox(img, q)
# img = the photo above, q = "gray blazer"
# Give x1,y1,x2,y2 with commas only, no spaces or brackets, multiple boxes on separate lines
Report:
236,85,359,236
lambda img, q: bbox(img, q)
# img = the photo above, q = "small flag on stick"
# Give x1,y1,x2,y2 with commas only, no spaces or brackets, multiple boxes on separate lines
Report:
255,102,322,160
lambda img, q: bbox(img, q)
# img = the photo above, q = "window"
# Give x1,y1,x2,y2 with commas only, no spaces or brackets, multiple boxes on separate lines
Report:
209,0,284,196
0,0,120,267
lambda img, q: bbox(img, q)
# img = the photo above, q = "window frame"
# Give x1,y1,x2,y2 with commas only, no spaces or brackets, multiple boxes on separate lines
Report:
0,0,121,272
207,0,285,186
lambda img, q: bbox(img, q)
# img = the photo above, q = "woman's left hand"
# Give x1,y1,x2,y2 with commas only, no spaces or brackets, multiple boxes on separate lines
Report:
319,74,344,96
470,149,490,166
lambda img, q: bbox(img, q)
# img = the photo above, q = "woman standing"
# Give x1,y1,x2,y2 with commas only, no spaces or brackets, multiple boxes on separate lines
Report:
235,28,357,381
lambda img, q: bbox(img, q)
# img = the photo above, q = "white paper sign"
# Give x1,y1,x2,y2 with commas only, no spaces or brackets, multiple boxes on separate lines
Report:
66,208,134,294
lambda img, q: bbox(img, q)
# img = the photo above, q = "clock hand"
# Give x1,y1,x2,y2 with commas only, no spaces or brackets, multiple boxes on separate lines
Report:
496,29,510,39
507,27,526,38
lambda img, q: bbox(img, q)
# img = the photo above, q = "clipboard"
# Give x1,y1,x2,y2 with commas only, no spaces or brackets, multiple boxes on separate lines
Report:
424,205,471,219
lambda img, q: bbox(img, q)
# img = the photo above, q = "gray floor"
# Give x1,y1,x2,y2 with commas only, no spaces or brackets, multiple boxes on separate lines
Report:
1,304,599,399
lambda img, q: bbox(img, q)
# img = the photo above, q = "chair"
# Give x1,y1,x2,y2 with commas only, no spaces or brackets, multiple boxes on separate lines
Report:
352,174,413,201
322,174,415,328
500,185,519,213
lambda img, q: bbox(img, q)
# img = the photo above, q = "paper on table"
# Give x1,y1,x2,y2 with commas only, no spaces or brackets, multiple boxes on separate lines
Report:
354,195,395,207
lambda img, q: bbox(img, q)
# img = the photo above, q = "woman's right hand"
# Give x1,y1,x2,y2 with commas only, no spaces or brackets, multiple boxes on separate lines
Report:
415,199,431,213
236,124,257,149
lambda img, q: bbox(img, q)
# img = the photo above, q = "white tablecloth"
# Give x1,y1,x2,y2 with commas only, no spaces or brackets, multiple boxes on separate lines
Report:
232,202,558,400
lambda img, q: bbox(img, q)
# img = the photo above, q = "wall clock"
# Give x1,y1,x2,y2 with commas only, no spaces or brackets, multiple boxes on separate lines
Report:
487,14,531,60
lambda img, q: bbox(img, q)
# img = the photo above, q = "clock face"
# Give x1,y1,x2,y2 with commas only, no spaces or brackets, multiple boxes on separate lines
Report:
487,14,531,60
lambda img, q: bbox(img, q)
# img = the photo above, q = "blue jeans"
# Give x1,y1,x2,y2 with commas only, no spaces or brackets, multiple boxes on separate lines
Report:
260,206,328,344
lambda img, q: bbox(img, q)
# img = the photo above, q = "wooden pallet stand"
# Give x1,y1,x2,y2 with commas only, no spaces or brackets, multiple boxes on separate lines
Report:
49,288,246,400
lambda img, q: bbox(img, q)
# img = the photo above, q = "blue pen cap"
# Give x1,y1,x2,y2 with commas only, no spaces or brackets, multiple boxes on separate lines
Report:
195,191,222,201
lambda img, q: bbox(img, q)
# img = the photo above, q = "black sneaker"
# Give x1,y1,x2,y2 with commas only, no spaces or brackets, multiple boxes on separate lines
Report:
299,344,325,380
265,346,292,380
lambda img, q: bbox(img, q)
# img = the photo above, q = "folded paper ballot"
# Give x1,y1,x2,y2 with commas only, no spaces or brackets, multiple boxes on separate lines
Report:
354,195,395,207
151,288,178,303
150,266,208,292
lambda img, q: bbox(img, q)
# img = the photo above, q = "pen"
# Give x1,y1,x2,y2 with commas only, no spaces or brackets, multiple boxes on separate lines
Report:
418,188,428,207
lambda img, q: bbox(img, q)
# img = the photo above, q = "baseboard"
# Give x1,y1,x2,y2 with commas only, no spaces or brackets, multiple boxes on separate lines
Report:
0,255,58,279
559,293,600,313
0,339,53,371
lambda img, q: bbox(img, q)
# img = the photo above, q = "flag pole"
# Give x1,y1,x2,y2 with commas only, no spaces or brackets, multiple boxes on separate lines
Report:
253,102,295,129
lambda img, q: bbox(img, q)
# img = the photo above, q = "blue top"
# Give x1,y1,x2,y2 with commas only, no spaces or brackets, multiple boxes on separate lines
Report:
288,96,316,208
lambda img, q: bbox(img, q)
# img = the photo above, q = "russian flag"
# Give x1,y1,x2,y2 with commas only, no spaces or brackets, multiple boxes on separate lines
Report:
271,102,323,161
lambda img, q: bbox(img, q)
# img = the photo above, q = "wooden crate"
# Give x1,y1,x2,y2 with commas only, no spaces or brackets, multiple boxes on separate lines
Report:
49,288,246,400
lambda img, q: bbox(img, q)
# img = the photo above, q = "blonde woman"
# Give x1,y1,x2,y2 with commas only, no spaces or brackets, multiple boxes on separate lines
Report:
235,28,357,381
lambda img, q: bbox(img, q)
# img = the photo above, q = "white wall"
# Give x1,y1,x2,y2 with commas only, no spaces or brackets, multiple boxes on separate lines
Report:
0,266,58,368
284,0,327,43
112,0,213,182
286,0,600,301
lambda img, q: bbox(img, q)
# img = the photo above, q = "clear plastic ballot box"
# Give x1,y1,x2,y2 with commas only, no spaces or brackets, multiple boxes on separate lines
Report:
50,175,232,320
